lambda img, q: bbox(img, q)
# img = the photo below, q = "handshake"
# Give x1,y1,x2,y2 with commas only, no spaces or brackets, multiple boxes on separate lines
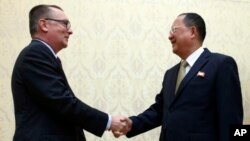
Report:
109,116,132,138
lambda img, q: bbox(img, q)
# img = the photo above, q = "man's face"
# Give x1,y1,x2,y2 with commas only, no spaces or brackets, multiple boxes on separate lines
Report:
45,7,73,51
168,15,193,58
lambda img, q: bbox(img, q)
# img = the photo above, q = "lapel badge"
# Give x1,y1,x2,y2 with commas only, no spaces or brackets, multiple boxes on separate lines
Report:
197,71,205,77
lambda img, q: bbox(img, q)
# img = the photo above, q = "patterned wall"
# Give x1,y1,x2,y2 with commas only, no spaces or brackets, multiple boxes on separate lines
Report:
1,0,250,141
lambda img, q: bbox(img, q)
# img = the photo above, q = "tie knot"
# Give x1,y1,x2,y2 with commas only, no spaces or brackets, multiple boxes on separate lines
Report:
181,60,188,68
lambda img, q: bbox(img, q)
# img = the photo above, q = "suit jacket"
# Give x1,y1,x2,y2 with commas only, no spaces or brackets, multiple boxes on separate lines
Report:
126,48,243,141
11,40,108,141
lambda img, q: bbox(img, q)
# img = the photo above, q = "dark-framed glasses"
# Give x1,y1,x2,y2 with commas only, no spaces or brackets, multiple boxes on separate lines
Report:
44,18,71,29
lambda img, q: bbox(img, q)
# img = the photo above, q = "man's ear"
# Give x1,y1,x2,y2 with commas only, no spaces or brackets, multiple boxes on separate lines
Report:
38,19,48,32
190,26,197,39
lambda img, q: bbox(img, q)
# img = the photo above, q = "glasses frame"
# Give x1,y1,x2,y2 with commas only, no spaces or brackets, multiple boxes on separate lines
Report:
44,18,71,30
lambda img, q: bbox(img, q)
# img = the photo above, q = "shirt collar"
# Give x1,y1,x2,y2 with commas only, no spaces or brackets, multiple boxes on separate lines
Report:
185,47,204,67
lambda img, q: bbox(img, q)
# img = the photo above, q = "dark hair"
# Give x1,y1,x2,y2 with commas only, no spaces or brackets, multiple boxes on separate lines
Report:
178,13,206,43
29,4,63,36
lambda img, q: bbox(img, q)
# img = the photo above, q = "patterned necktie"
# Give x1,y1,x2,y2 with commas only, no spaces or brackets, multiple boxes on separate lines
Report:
175,60,188,93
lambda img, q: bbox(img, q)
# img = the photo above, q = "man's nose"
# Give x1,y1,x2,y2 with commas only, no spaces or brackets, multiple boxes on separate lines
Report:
68,28,73,35
168,33,173,40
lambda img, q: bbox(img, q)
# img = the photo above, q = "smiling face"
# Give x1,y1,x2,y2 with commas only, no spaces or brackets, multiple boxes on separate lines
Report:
43,7,73,53
168,15,195,59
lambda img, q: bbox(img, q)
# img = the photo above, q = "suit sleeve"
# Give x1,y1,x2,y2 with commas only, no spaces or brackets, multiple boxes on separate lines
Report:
215,56,243,141
21,51,108,137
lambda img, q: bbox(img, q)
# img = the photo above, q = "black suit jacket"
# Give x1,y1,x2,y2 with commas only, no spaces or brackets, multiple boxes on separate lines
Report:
11,40,108,141
127,48,243,141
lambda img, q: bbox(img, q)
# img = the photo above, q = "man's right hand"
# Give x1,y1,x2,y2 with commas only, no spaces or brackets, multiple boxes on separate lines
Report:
110,116,132,138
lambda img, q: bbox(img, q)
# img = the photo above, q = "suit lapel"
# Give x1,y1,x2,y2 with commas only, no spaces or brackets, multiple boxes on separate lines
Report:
32,40,73,93
169,48,211,108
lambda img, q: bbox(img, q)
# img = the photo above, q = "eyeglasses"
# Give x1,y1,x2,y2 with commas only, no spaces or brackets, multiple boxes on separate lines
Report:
44,18,71,30
170,26,190,34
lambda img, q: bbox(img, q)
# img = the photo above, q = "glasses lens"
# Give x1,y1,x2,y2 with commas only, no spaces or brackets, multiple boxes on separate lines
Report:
170,27,175,33
66,22,71,29
45,18,70,29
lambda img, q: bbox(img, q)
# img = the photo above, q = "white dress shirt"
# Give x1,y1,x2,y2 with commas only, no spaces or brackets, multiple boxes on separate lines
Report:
184,47,204,74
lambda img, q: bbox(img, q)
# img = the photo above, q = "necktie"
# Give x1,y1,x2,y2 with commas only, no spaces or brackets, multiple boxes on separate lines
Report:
57,57,62,68
175,60,188,93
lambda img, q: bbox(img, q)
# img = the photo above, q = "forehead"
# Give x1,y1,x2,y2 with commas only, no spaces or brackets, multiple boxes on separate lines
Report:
172,15,185,26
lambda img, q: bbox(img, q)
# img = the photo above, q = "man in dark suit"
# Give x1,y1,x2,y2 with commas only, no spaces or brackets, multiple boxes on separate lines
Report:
11,4,129,141
115,13,243,141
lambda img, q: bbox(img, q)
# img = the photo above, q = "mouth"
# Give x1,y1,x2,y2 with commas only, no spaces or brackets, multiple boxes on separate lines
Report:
170,40,176,45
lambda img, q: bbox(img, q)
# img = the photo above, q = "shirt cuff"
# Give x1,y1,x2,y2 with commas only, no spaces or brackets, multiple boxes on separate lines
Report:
106,115,112,130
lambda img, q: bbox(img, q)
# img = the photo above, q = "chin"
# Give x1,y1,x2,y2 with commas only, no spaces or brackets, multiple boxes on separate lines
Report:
62,43,68,48
172,46,177,53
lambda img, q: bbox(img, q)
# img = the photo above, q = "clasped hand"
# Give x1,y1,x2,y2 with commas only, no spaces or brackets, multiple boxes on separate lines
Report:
110,116,132,138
